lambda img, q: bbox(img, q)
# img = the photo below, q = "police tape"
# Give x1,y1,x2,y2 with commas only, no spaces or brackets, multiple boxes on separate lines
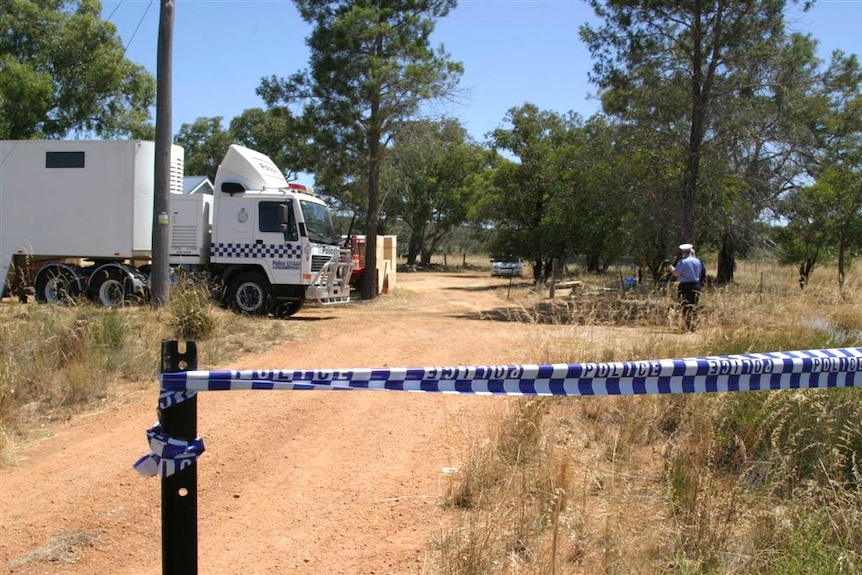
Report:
133,422,205,478
137,347,861,478
159,347,861,404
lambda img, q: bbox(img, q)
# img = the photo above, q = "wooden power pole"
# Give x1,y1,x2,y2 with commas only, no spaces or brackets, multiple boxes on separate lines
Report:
151,0,174,308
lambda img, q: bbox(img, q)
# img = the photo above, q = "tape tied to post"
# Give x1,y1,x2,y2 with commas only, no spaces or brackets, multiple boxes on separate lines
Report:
133,422,205,478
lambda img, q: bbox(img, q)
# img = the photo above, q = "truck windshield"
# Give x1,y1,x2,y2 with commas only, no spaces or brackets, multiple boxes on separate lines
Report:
299,199,340,245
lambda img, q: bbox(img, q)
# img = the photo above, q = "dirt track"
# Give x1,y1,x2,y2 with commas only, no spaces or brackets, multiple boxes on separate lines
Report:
1,271,610,575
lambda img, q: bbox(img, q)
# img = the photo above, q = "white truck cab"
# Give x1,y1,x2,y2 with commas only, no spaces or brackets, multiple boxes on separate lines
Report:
193,144,351,316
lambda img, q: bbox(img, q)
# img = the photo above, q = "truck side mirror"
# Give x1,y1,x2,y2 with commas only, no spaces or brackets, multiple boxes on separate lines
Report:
221,182,245,195
279,203,298,242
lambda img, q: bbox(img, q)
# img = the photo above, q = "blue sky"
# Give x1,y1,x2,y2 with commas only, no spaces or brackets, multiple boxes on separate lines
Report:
102,0,862,144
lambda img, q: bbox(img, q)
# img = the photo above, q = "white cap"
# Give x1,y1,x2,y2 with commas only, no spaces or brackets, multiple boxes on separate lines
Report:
679,243,693,251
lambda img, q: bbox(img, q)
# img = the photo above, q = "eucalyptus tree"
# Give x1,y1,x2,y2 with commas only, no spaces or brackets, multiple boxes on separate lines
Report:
174,117,234,182
256,0,462,300
554,116,634,273
702,32,826,282
0,0,155,139
382,117,486,266
176,111,323,184
612,121,688,277
777,50,862,288
812,161,862,289
487,104,579,282
775,183,830,288
580,0,805,274
809,52,862,288
225,108,294,180
783,165,862,289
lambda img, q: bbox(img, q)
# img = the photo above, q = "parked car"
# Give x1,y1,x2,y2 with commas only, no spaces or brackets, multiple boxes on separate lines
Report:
490,257,523,278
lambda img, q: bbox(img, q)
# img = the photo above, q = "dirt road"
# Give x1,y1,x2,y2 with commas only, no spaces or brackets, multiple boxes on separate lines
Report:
1,271,576,575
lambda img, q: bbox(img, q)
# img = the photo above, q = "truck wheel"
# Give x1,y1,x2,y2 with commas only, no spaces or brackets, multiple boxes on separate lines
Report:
90,268,127,307
277,300,304,318
228,272,274,315
34,266,80,304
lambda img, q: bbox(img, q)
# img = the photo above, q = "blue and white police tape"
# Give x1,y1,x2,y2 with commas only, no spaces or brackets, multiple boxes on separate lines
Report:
158,348,860,404
133,422,205,478
137,348,860,477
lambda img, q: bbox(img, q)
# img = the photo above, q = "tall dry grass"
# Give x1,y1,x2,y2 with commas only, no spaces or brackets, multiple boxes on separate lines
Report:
0,282,306,463
1,256,859,573
425,258,861,575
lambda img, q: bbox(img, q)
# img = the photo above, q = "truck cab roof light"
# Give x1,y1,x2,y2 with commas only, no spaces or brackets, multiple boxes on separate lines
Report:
288,182,313,194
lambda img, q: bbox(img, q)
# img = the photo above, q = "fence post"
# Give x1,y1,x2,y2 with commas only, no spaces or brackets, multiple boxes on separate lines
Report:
160,340,198,575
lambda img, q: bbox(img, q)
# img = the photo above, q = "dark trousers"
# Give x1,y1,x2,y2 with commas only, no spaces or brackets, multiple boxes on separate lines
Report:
678,282,701,331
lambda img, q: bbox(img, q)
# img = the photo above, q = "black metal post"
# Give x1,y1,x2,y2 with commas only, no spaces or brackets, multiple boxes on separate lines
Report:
160,340,198,574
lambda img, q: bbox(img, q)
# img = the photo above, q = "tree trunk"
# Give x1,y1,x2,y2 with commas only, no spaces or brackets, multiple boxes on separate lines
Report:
532,259,544,284
798,259,815,290
716,233,735,284
680,69,703,243
404,219,427,267
838,238,846,289
548,258,558,298
680,163,698,244
680,3,716,247
406,237,421,267
361,128,381,301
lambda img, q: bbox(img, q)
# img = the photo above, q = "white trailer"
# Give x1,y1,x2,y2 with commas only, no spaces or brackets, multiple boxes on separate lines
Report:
0,140,352,315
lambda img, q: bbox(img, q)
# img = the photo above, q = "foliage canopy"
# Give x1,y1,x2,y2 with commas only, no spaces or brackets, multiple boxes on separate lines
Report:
0,0,155,139
257,0,463,298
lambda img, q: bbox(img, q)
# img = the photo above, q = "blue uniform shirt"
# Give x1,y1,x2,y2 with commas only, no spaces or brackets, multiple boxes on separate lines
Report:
676,255,703,284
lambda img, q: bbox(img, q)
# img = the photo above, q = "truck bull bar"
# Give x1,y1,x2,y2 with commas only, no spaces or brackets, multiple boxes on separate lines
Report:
309,249,353,304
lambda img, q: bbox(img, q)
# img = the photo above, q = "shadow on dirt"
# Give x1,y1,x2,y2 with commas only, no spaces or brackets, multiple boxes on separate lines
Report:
285,315,339,322
445,280,529,293
451,297,674,327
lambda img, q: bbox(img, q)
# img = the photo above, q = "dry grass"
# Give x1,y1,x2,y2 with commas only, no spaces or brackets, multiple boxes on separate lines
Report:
1,256,859,573
425,258,861,575
6,530,97,568
0,282,306,463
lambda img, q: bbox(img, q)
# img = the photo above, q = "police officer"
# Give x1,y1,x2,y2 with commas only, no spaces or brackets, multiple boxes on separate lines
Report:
669,243,703,331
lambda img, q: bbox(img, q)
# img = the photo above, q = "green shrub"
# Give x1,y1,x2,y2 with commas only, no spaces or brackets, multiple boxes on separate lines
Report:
716,389,862,492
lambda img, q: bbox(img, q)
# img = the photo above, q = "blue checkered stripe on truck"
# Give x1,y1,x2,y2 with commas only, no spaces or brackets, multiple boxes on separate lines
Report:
211,243,301,259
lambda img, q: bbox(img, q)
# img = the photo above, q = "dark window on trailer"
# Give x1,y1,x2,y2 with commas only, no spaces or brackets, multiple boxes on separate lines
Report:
45,151,85,168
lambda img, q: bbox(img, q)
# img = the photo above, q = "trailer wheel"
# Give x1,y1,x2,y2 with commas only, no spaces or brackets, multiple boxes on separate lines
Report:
228,272,274,315
90,267,127,307
34,265,80,304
